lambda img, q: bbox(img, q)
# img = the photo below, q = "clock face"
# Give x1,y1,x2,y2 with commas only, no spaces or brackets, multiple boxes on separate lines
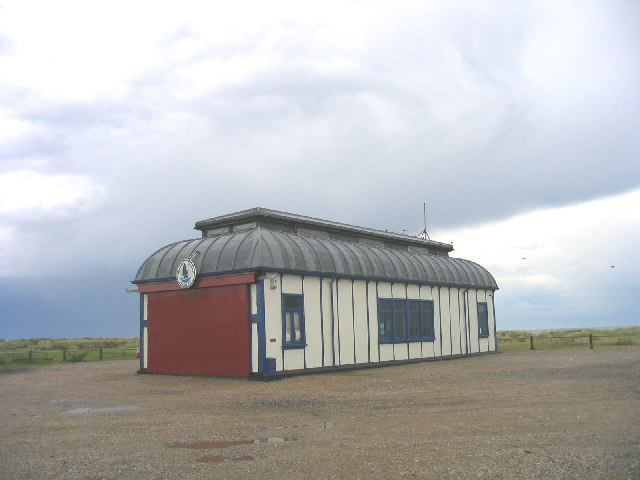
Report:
176,259,197,288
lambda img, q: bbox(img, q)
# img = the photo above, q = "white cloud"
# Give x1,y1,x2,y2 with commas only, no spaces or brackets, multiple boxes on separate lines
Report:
0,170,105,218
0,0,638,336
434,188,640,328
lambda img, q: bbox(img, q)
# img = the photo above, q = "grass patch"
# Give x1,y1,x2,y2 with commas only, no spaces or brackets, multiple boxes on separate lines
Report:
497,326,640,351
0,337,139,369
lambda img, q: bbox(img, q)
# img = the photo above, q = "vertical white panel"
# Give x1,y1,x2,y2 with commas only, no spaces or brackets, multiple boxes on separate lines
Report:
377,282,392,298
440,287,452,356
322,278,335,367
432,286,442,357
407,284,424,359
250,284,257,315
143,327,148,369
394,344,409,361
408,342,421,359
283,347,305,370
420,286,435,358
376,282,392,361
450,288,461,355
142,294,148,369
263,274,283,370
407,284,420,299
367,281,380,363
488,291,496,352
303,277,323,369
281,274,303,294
379,343,394,361
352,280,369,364
477,290,489,353
391,283,405,298
143,293,148,320
337,279,355,365
468,289,478,353
391,283,408,361
251,323,259,372
249,283,258,373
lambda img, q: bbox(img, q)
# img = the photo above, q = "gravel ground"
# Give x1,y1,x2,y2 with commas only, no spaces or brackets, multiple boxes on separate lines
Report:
1,348,639,479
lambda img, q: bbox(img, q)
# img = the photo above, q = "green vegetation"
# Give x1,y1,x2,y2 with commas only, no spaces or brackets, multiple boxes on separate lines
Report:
497,326,640,351
0,337,139,368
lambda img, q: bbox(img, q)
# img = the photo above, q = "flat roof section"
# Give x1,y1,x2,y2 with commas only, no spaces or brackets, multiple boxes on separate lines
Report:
194,207,454,256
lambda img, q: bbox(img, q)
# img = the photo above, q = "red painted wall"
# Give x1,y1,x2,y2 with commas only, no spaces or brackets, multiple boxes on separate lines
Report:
147,284,250,377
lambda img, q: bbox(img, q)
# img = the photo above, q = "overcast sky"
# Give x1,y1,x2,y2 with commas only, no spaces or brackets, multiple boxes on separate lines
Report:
1,0,639,339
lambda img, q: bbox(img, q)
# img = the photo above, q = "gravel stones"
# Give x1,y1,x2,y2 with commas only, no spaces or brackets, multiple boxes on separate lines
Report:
1,348,639,479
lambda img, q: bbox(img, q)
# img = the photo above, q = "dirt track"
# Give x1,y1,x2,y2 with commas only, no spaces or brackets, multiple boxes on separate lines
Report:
1,348,639,479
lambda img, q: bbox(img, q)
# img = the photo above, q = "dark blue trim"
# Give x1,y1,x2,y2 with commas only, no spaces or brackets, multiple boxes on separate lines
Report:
139,294,145,371
251,281,267,373
330,279,336,366
405,285,409,359
132,266,499,292
478,301,490,338
475,290,480,352
377,297,435,344
282,344,307,350
281,293,306,348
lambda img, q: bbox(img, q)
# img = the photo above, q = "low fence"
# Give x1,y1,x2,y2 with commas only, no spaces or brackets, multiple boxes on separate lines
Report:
0,347,138,365
497,334,640,351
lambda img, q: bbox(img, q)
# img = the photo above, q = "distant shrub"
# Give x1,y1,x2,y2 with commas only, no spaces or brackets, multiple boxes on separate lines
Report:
67,352,88,362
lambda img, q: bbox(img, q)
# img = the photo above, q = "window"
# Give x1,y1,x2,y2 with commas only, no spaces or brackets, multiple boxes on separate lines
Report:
282,294,305,347
478,302,489,337
378,298,435,343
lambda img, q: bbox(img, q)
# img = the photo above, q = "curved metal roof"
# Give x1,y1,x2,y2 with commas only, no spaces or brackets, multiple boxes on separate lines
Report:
134,228,498,290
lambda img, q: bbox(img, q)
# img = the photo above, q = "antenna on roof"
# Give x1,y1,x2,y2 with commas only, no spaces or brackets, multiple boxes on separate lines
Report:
417,203,431,240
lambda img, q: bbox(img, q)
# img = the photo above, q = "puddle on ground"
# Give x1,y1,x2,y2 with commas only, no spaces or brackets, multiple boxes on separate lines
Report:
254,436,296,443
65,406,141,415
197,455,255,464
274,421,334,431
169,440,253,449
169,437,295,449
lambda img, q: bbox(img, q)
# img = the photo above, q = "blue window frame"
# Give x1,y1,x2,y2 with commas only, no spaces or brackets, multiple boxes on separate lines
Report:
378,298,435,343
282,294,306,348
478,302,489,337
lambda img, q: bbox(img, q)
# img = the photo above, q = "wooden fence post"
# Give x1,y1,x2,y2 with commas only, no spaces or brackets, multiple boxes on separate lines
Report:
99,348,103,360
28,350,33,363
589,334,593,349
63,348,67,361
530,336,535,350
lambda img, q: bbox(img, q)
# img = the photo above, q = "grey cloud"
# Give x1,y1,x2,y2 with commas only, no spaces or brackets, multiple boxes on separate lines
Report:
1,1,639,338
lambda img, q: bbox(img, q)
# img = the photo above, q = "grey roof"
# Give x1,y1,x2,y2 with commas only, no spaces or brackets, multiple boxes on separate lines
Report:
134,228,498,290
194,207,454,255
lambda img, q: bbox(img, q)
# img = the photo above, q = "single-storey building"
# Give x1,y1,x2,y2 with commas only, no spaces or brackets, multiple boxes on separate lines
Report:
132,208,498,378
